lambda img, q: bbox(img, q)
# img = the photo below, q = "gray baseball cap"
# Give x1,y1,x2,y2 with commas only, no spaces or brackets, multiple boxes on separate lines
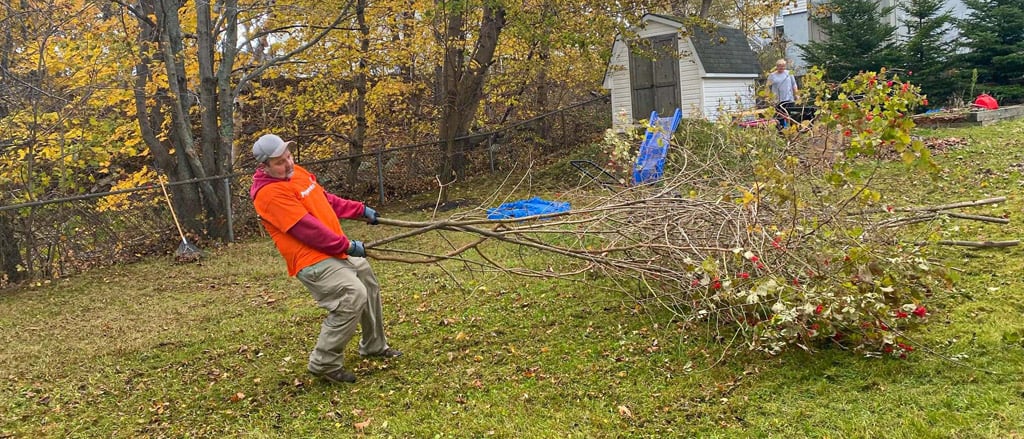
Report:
252,134,293,163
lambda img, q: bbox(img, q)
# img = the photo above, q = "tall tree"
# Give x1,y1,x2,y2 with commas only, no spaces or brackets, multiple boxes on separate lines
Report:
349,0,369,188
125,0,356,238
899,0,957,104
434,0,506,201
798,0,898,81
956,0,1024,101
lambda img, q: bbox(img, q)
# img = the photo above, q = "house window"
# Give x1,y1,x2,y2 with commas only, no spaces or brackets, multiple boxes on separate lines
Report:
629,35,681,120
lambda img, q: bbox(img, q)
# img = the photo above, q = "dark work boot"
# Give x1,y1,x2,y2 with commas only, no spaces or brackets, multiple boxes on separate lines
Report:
365,347,403,359
311,368,357,384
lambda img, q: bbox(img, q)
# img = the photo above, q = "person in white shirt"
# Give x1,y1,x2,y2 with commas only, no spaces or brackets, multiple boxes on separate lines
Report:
767,59,799,128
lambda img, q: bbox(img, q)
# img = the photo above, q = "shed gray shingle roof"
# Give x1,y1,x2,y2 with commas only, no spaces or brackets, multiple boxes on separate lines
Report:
647,14,761,75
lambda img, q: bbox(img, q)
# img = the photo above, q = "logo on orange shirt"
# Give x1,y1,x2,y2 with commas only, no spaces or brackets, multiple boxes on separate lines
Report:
299,177,316,199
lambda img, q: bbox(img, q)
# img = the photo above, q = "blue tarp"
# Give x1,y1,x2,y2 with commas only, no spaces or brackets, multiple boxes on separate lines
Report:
487,197,570,220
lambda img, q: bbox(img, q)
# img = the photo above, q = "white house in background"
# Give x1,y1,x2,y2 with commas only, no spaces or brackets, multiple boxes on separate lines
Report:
603,13,761,131
775,0,970,73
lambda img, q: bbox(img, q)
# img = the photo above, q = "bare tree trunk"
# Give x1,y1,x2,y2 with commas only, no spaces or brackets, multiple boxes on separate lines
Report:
436,4,506,202
0,3,13,120
194,0,228,238
699,0,712,18
196,0,219,179
0,12,20,284
153,0,206,232
215,0,239,241
397,6,415,78
138,0,226,238
218,0,239,172
671,0,714,17
535,37,551,142
132,0,173,174
0,213,25,285
349,0,368,188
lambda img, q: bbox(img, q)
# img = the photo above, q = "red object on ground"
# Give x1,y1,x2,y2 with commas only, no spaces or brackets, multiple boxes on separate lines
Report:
974,93,999,110
738,118,772,128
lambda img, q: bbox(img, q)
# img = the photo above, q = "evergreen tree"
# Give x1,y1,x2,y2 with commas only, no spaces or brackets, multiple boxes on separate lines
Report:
899,0,958,105
956,0,1024,102
798,0,898,81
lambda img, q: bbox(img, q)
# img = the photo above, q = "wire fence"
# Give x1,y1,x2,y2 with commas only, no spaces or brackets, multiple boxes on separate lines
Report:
0,97,610,288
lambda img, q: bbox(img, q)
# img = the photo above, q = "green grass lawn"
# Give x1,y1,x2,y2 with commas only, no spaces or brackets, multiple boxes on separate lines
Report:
3,119,1024,437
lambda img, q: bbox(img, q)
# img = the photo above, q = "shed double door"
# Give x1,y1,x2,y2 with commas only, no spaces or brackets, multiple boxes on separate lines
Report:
629,35,681,120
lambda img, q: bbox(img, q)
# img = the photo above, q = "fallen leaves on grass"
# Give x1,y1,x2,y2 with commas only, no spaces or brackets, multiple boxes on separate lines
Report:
924,137,968,151
618,405,633,419
354,417,372,433
522,366,541,378
878,137,965,160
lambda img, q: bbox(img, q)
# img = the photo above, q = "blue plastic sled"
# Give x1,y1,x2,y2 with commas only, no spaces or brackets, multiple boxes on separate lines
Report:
571,108,683,188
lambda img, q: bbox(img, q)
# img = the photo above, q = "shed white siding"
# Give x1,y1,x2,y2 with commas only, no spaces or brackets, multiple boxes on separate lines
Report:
606,39,633,130
677,36,704,121
701,78,757,120
635,18,685,39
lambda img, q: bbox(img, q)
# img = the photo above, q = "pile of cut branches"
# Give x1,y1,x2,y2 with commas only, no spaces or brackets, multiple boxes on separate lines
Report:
366,69,1005,357
369,176,1003,357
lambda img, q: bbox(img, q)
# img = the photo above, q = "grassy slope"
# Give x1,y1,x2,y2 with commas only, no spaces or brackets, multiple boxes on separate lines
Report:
2,120,1024,438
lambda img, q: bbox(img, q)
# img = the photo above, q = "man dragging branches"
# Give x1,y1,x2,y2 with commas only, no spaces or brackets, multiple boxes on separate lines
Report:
250,134,401,384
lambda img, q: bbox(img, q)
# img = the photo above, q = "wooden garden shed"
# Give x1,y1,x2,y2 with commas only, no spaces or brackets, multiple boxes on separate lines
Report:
604,14,761,130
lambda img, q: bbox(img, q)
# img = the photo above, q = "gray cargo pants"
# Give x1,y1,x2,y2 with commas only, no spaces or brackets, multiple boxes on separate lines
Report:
296,256,389,375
